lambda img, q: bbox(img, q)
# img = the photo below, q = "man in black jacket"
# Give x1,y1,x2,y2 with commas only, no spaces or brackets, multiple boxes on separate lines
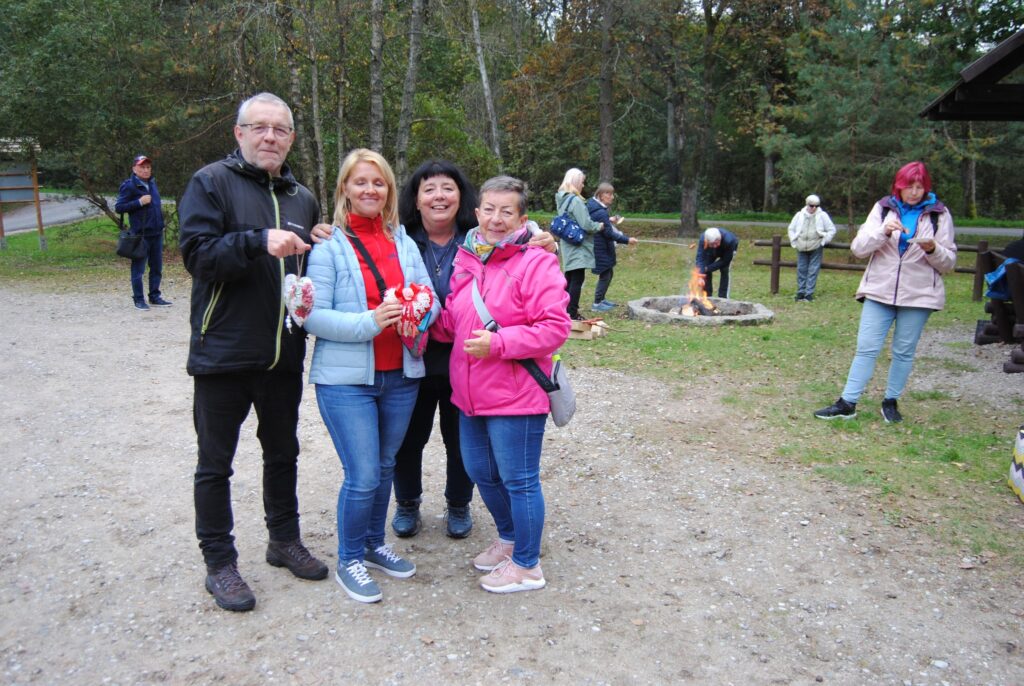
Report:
179,92,328,612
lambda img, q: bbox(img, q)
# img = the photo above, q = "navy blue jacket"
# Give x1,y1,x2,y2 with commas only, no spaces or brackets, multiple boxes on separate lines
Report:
696,228,739,274
586,197,632,275
115,174,165,236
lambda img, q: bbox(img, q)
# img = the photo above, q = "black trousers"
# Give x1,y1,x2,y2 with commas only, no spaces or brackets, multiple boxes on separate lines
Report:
393,374,474,507
701,267,730,298
593,268,614,304
565,268,586,318
193,370,303,568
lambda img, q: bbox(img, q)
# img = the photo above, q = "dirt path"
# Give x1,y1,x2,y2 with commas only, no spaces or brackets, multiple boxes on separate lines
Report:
1,279,1023,685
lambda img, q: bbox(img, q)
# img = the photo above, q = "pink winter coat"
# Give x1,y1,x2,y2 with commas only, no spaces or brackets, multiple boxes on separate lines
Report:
851,198,957,311
435,230,570,417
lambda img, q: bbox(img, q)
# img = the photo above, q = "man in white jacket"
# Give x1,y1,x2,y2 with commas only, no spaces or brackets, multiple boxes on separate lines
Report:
787,194,837,301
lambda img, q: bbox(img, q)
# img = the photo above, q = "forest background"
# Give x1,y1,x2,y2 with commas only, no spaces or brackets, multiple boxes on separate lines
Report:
1,0,1022,233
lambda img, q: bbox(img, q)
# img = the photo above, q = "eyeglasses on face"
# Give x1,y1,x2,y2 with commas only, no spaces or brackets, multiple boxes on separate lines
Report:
238,123,293,139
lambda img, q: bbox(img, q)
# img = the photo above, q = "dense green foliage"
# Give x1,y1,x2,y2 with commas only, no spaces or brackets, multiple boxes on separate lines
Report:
1,0,1021,227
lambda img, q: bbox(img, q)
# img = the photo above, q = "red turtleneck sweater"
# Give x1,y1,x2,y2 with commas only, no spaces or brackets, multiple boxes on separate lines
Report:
349,214,404,371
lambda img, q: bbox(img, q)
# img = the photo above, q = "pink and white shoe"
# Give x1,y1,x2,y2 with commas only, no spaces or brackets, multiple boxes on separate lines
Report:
473,539,514,571
479,557,546,594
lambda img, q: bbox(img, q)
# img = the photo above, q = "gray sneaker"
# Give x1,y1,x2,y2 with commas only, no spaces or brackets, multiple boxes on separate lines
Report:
336,560,382,603
364,543,416,578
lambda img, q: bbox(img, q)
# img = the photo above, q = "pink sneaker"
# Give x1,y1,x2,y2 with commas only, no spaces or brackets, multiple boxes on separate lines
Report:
480,557,546,594
473,539,514,571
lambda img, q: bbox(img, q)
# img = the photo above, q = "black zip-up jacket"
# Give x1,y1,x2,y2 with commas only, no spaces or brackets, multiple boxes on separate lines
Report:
179,150,320,376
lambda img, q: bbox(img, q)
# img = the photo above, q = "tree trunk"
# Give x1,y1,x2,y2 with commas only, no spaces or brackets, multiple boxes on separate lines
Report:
280,4,314,187
395,0,425,185
762,153,778,212
369,0,385,153
961,121,977,219
597,0,615,184
335,0,347,173
471,0,502,164
665,101,679,186
307,2,327,220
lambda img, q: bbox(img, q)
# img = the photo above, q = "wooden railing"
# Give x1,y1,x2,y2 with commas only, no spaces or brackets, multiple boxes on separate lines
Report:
752,235,990,301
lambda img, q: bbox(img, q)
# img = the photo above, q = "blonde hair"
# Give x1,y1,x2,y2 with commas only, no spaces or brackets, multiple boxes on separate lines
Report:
333,148,399,233
558,168,586,195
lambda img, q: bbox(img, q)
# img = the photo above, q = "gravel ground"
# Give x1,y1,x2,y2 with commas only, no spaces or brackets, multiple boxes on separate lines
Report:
1,280,1023,685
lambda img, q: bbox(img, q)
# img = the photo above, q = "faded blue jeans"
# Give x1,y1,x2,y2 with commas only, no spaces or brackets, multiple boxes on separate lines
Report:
795,247,823,297
459,412,547,569
841,298,932,403
315,370,419,563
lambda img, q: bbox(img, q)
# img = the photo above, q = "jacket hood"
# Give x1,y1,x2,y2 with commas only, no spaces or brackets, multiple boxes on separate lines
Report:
880,193,946,215
220,149,300,192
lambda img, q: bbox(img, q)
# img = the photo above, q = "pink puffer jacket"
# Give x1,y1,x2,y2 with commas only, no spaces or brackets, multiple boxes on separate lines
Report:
852,199,957,311
434,233,570,417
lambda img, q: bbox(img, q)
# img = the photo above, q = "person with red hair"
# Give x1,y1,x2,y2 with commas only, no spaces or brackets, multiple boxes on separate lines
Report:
815,161,957,423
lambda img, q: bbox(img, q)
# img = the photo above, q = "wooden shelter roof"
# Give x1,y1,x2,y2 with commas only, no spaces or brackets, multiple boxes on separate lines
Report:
921,28,1024,121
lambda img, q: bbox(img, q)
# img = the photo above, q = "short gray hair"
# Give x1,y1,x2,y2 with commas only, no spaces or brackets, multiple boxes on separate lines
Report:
704,227,722,243
237,92,294,128
479,175,528,215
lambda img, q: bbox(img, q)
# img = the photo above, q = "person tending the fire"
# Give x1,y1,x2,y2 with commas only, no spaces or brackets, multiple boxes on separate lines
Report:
695,227,739,298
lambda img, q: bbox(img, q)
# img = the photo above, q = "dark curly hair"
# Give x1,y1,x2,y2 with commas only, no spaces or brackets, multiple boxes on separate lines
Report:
398,159,479,235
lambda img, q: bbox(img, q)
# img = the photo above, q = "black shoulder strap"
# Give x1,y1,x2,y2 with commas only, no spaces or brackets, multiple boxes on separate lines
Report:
345,230,387,300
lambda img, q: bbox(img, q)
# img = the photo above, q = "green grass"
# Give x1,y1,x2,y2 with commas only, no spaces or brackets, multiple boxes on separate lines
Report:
4,218,1023,568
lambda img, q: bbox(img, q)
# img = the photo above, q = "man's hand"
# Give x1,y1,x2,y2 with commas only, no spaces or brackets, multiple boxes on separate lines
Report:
528,231,558,253
464,329,493,359
139,195,152,206
311,223,334,244
266,228,311,258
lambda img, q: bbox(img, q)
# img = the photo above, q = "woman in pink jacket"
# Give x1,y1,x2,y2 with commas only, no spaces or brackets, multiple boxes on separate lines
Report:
436,175,570,593
815,161,957,423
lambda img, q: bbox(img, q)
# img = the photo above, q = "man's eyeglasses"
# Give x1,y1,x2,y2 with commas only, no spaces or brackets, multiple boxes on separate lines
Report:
238,123,293,139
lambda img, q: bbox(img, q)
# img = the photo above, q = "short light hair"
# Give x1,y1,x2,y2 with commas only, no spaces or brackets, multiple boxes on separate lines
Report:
595,182,615,197
558,168,585,194
479,175,528,215
237,92,294,128
333,148,399,233
704,227,722,244
805,194,821,206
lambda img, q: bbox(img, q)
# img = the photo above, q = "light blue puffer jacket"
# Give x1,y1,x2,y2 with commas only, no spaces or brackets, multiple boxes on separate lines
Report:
304,224,440,385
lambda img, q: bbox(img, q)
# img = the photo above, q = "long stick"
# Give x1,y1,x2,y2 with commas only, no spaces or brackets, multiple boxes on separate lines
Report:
637,239,694,247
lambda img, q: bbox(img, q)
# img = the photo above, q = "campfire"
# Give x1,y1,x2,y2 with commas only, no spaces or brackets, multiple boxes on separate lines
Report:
671,269,720,316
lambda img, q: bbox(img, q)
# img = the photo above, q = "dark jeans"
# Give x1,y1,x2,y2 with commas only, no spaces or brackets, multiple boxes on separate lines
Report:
130,233,164,302
701,266,730,298
565,268,586,318
393,374,473,507
594,268,613,304
193,370,303,569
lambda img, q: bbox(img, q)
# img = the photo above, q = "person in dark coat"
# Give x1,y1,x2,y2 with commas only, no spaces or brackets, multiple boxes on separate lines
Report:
115,155,169,310
695,227,739,298
586,183,636,312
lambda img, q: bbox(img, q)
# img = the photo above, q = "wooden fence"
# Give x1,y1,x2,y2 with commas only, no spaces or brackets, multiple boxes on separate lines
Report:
752,235,990,301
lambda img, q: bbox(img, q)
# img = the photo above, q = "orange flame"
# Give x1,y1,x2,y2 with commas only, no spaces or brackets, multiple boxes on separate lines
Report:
680,268,716,316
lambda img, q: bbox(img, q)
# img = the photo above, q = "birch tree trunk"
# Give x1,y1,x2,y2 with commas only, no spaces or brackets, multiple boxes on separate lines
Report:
369,0,385,153
471,0,502,164
307,0,327,219
598,0,615,183
335,0,348,174
395,0,425,184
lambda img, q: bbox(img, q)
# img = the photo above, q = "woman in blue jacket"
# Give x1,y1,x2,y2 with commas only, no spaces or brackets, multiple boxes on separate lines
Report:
304,149,439,604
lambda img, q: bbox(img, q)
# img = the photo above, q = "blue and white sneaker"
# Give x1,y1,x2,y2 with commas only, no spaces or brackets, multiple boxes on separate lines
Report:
336,560,382,603
590,301,613,312
364,543,416,578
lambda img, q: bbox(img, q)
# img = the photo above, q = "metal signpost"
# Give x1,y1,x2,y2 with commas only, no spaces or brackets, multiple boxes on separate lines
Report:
0,159,45,250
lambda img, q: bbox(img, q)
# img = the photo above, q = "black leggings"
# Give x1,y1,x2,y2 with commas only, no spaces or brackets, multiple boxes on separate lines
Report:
565,268,586,318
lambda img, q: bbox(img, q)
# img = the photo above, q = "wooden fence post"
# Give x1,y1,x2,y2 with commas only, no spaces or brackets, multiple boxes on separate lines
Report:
973,240,988,302
770,234,781,294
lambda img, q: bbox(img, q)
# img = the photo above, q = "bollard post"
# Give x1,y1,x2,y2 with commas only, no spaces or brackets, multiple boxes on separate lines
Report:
770,234,781,294
973,240,988,302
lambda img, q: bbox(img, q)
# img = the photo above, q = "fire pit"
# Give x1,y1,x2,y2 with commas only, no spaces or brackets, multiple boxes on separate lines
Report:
626,268,774,326
627,296,774,326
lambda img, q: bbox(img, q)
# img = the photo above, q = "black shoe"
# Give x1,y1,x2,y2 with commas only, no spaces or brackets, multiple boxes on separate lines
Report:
880,398,903,423
266,538,328,580
149,296,172,306
392,501,422,538
133,299,149,310
445,504,473,539
814,397,856,420
205,562,256,612
794,293,805,302
805,293,814,301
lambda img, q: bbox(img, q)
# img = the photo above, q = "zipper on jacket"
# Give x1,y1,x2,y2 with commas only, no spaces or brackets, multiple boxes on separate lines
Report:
268,175,285,370
200,283,225,345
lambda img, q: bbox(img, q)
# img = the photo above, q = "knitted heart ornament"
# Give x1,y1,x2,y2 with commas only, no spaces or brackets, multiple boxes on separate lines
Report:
283,273,315,330
384,283,434,357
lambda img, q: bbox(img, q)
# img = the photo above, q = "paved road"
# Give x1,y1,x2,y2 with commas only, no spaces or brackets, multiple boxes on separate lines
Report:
1,194,107,234
641,217,1023,238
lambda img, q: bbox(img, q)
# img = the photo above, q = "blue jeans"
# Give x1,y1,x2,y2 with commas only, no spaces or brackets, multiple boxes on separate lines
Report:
841,298,932,403
130,233,164,301
795,247,823,297
459,412,547,568
315,371,419,563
